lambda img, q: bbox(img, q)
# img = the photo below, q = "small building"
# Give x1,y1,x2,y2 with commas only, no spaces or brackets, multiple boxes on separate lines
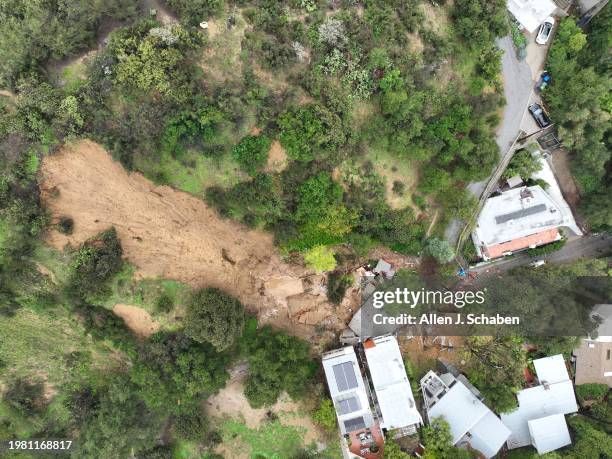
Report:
471,184,580,261
364,336,422,438
528,413,572,454
420,371,510,458
501,355,578,453
507,0,557,33
322,346,384,459
573,304,612,387
505,175,524,189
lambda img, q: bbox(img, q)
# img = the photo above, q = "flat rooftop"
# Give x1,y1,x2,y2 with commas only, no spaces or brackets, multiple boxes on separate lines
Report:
322,346,375,436
471,183,578,259
364,336,422,431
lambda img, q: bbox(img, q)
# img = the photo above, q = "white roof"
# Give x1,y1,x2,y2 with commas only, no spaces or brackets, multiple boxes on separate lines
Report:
425,374,510,458
531,153,582,237
528,414,571,455
501,380,577,449
472,185,566,248
364,336,422,430
533,354,570,384
322,346,374,434
507,0,557,33
464,411,513,459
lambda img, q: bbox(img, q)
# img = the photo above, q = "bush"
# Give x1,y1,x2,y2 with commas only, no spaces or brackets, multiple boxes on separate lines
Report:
156,293,174,313
526,238,566,257
58,216,74,235
232,135,271,175
576,383,609,403
304,245,337,273
69,228,123,298
173,405,208,441
243,326,316,408
312,398,337,433
425,238,455,264
184,288,245,352
327,271,352,304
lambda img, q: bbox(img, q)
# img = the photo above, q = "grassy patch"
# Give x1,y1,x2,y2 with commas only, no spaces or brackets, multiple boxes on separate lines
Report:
366,145,420,212
200,10,249,86
98,264,192,330
0,309,85,383
161,151,247,196
219,419,307,458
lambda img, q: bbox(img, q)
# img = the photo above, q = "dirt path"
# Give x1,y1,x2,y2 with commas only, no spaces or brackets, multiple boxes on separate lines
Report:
39,140,342,338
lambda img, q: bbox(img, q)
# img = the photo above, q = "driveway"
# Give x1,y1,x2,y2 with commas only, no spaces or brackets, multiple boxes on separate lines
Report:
446,34,551,245
469,234,612,276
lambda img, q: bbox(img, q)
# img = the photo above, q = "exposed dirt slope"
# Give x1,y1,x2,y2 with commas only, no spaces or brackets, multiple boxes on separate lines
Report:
40,140,343,337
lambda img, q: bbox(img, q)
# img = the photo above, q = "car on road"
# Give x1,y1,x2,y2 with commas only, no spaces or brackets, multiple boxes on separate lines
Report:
536,17,555,45
528,103,551,128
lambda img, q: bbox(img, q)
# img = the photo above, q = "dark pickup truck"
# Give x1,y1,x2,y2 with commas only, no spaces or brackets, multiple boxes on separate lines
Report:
528,103,551,128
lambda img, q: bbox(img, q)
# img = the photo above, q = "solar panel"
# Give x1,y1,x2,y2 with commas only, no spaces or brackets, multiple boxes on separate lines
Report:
337,396,361,415
495,204,547,224
344,416,366,432
333,362,358,391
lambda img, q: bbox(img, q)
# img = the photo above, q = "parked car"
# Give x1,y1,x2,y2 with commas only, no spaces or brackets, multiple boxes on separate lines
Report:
528,103,551,128
529,260,546,268
536,17,555,45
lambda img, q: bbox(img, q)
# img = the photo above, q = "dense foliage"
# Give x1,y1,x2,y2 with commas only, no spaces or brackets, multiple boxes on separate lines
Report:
543,8,611,231
184,287,245,351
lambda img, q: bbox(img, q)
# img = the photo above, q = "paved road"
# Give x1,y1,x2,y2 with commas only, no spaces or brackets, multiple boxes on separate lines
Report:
470,234,612,275
468,35,534,198
446,36,534,244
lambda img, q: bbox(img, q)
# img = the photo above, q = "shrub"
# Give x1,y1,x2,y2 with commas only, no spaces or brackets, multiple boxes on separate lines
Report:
184,288,245,351
243,326,316,408
576,383,609,403
313,398,337,432
232,135,271,175
156,293,174,313
304,245,337,273
69,228,123,298
526,238,566,257
173,405,208,441
327,271,352,304
425,238,455,264
58,216,74,235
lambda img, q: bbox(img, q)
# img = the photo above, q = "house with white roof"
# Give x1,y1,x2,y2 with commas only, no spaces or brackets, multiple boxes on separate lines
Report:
420,371,511,458
507,0,557,33
363,336,422,438
501,355,578,454
471,180,581,261
322,346,384,459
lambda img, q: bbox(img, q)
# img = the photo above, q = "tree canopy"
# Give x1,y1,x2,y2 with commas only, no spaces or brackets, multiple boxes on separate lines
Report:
184,287,245,351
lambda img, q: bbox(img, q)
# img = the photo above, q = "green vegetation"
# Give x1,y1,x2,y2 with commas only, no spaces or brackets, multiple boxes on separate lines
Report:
543,7,611,231
304,245,337,273
462,336,526,413
232,134,271,175
184,287,245,351
526,238,566,257
420,417,472,459
242,324,316,408
425,237,455,264
312,398,337,433
0,0,544,456
502,149,542,180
